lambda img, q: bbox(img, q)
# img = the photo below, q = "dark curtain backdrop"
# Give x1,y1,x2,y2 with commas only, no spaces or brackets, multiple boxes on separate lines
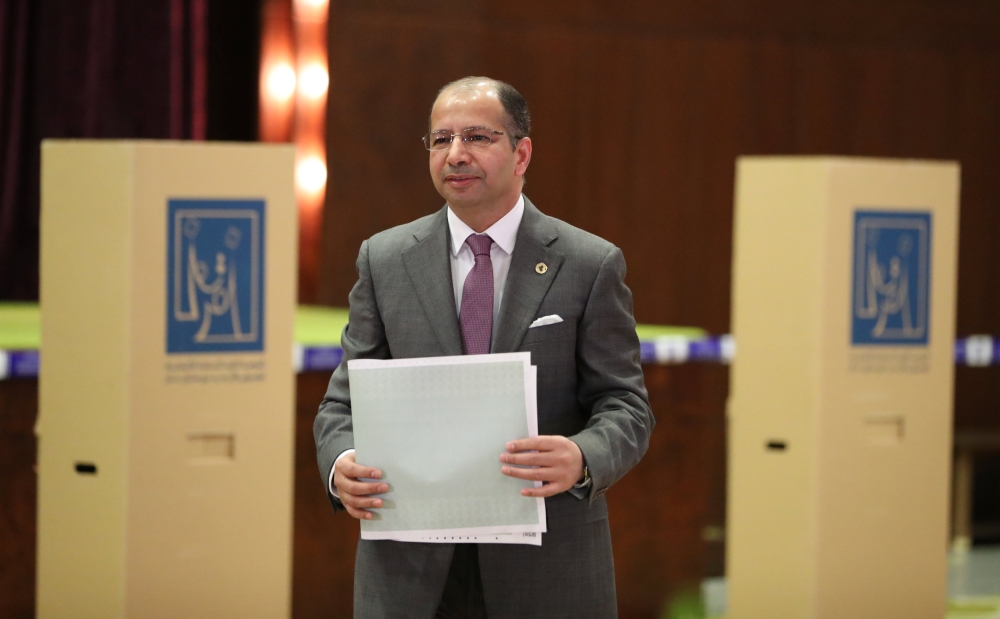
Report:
0,2,258,617
0,0,258,301
0,0,39,300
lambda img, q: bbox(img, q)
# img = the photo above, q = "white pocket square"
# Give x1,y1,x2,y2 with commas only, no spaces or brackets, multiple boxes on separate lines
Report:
528,314,563,328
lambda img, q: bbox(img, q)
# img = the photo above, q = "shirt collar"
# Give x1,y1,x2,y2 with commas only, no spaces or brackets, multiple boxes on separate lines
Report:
447,194,524,257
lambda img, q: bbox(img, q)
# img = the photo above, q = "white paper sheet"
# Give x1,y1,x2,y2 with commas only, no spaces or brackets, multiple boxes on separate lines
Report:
382,531,543,546
348,353,545,544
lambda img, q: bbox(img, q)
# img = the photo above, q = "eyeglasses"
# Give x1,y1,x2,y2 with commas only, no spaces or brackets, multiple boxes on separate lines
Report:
422,127,508,151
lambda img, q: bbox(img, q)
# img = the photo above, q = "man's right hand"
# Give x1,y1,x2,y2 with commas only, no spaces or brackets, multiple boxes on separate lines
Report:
334,453,387,521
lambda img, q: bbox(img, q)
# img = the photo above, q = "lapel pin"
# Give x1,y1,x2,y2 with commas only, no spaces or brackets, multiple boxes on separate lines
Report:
535,262,548,274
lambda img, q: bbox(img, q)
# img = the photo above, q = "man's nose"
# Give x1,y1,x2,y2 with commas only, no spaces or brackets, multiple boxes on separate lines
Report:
444,137,471,166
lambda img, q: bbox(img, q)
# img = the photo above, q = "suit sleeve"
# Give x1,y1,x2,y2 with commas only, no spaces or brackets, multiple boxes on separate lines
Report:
313,240,391,509
569,246,654,503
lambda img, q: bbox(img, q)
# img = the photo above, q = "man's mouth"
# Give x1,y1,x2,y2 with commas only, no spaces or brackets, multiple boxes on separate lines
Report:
444,175,479,185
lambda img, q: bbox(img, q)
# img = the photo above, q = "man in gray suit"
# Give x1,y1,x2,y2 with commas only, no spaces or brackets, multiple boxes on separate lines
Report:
314,76,653,619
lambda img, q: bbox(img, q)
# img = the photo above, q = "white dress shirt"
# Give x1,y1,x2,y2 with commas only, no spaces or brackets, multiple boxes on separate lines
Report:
329,195,525,496
447,194,524,328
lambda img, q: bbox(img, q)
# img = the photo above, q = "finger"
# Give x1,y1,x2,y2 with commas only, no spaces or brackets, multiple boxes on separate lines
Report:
338,460,382,480
520,482,570,498
506,436,558,453
500,451,562,467
341,491,384,510
501,464,560,483
336,478,388,497
344,503,375,520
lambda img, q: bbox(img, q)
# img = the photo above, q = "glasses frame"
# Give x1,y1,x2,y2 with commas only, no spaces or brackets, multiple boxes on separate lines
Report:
422,127,508,151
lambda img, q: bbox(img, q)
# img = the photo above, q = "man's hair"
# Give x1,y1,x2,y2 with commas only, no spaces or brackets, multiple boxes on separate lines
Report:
431,77,531,149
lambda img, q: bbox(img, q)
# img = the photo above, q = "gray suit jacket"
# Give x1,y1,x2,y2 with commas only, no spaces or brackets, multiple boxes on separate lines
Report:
314,197,653,619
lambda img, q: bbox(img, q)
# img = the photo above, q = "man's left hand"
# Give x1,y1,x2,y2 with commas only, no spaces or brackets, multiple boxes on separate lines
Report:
500,435,584,497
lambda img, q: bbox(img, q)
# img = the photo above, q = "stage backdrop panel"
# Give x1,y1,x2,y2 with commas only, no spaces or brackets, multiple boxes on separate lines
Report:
37,141,297,619
727,157,960,619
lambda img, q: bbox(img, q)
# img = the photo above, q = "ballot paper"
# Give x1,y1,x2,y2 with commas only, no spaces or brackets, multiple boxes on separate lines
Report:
348,352,545,544
384,531,542,546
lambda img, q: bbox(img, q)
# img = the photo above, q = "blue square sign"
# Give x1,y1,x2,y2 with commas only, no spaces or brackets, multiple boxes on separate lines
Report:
851,210,931,346
166,199,266,353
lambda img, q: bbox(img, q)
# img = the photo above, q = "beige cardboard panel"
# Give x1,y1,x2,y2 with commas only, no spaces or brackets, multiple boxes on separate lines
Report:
125,143,296,618
727,159,829,618
814,161,958,619
728,157,959,619
38,142,133,619
37,141,297,619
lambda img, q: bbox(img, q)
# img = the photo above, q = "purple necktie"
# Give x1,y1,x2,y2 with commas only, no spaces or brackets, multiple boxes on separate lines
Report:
460,233,494,355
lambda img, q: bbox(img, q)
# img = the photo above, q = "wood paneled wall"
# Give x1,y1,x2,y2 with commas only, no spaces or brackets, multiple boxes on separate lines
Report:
306,0,1000,616
316,0,1000,429
0,380,37,619
317,0,1000,338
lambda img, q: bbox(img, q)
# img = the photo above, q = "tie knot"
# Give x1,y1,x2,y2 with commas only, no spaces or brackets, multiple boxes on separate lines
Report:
465,234,493,257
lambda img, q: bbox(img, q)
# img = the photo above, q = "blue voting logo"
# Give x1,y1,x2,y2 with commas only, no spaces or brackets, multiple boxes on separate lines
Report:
167,199,266,353
851,210,931,346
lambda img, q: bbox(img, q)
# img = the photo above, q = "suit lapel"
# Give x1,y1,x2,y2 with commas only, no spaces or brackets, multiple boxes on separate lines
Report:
401,208,463,356
493,198,563,353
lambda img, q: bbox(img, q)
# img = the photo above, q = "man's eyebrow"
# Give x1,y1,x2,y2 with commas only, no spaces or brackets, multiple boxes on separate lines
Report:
429,125,490,134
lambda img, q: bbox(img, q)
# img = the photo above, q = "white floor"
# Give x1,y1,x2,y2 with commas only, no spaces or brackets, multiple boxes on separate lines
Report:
949,545,1000,598
698,546,1000,618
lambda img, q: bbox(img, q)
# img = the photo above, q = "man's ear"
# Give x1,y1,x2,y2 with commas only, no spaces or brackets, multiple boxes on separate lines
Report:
514,137,532,177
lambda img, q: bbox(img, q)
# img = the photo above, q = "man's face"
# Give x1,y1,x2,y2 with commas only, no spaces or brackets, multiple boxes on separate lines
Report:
428,87,531,212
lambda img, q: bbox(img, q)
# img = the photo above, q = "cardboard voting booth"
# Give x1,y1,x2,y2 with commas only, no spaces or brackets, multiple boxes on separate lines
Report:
727,157,960,619
37,141,297,618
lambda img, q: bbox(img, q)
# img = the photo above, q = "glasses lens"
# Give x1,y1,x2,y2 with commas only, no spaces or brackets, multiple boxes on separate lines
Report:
462,128,493,147
425,131,452,150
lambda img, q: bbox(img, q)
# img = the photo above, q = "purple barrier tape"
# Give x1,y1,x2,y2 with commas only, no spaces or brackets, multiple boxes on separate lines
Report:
302,346,343,372
5,350,40,379
689,338,724,362
299,336,1000,370
3,337,998,380
959,335,999,368
955,341,966,365
639,342,656,364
